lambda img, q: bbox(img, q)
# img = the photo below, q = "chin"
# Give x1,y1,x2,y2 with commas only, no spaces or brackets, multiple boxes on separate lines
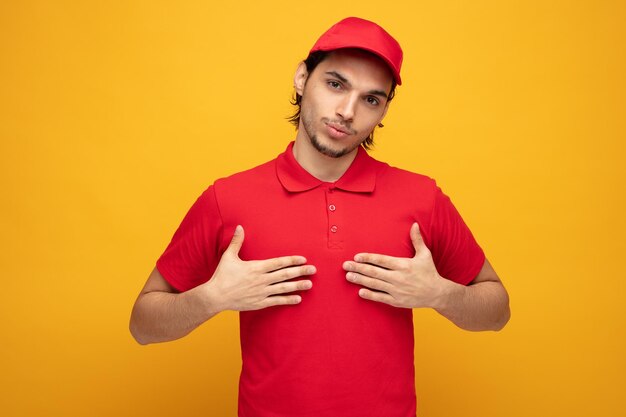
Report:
310,134,365,159
310,136,350,158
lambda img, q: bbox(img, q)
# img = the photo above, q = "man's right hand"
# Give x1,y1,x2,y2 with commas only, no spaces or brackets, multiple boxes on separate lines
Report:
201,225,316,313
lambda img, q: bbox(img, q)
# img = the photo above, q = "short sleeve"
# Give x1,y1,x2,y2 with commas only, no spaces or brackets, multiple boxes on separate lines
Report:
428,186,485,286
156,186,223,292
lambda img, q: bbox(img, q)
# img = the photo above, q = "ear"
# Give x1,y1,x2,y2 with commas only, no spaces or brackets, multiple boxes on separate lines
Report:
294,61,309,96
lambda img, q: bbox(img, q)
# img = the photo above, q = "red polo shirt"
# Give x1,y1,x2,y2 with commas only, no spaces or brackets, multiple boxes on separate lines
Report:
157,141,485,417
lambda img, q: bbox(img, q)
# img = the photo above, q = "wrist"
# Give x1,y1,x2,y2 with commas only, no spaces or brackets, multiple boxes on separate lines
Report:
194,280,224,318
430,275,459,312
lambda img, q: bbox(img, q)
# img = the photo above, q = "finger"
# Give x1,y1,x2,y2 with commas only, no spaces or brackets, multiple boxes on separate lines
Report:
410,222,425,253
226,225,245,256
352,253,402,270
256,255,308,273
259,294,303,308
343,261,391,282
358,288,396,306
346,272,391,293
265,265,316,284
266,279,313,296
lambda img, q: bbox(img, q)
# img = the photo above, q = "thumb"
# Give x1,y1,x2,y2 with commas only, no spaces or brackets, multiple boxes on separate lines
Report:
410,222,425,253
226,225,245,256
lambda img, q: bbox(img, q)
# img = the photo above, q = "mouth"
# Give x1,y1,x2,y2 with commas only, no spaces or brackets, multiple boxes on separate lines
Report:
325,122,352,139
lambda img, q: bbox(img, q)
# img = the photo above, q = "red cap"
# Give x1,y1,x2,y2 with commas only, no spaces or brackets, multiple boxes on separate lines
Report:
309,17,403,85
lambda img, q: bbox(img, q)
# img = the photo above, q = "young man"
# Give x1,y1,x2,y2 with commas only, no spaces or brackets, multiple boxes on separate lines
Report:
130,17,510,417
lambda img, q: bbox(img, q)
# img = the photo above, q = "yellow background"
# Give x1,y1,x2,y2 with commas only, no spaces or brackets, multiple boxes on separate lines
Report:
1,1,624,416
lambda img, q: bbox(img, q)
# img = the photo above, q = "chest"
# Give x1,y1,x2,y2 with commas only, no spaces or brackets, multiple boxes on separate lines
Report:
218,186,418,265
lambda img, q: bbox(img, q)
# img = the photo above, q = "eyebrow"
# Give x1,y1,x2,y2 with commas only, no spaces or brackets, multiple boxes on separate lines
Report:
325,71,389,99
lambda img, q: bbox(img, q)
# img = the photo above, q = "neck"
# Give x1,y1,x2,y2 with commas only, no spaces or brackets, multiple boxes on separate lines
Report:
292,135,359,183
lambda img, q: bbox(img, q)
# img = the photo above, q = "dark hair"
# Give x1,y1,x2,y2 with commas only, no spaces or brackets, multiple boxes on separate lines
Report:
287,50,397,150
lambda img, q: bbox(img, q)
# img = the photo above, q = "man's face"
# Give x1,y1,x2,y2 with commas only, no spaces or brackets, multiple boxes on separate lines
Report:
295,49,393,158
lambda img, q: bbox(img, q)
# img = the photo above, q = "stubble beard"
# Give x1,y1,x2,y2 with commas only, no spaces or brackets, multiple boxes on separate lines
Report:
303,117,364,159
310,134,357,158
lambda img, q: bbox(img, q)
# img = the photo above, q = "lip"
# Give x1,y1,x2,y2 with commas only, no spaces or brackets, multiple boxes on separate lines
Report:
325,122,351,139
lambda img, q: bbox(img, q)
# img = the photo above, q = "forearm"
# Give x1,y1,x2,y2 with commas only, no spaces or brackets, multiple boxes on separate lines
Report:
433,278,510,331
129,285,220,345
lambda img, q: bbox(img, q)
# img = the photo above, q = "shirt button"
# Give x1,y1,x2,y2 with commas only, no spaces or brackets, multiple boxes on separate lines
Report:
329,204,336,211
330,225,338,233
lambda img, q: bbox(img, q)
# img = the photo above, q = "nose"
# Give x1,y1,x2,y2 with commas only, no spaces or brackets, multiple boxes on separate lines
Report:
336,93,358,122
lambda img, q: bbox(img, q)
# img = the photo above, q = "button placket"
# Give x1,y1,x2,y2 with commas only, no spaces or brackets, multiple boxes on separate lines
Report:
325,186,342,249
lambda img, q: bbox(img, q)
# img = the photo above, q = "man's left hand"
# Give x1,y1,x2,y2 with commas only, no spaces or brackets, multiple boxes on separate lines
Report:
343,222,451,309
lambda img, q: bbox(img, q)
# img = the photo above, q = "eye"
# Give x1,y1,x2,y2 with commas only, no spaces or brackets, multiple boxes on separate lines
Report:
366,96,380,106
327,80,342,89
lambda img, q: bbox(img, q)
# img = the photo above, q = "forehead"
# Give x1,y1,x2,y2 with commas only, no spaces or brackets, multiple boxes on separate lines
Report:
314,49,394,91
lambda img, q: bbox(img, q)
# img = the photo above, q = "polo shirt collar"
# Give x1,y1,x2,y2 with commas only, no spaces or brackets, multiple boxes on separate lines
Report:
276,141,378,193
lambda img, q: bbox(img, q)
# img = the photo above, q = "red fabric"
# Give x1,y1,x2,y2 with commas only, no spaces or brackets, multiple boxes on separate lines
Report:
156,142,485,417
310,17,403,85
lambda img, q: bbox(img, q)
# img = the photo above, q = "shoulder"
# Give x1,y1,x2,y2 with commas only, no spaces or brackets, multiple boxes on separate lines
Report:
375,158,440,197
382,164,436,185
210,156,280,202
